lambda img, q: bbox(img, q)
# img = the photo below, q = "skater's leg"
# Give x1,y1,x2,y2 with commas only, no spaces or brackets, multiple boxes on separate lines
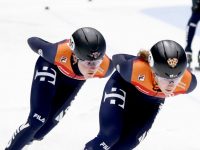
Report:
32,76,85,140
5,57,58,150
185,12,200,70
110,102,163,150
84,72,127,150
185,13,200,52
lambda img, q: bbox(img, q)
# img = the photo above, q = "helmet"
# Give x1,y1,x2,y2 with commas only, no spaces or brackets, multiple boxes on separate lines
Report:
69,27,106,61
148,40,187,79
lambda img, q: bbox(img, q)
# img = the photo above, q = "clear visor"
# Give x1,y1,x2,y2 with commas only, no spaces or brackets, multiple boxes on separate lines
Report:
155,74,183,84
77,57,103,67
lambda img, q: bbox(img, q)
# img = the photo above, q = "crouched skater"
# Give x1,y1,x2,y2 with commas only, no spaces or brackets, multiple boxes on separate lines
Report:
5,27,114,150
84,40,197,150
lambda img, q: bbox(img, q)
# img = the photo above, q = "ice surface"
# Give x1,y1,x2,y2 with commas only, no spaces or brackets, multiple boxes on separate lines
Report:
0,0,200,149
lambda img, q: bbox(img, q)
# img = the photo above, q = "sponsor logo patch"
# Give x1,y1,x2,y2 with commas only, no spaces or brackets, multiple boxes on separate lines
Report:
34,66,57,85
100,142,110,150
60,56,68,63
33,113,45,123
138,74,145,81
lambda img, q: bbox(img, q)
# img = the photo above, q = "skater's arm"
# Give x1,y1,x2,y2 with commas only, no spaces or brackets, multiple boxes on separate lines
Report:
102,55,114,78
112,54,139,83
186,72,197,94
27,37,58,64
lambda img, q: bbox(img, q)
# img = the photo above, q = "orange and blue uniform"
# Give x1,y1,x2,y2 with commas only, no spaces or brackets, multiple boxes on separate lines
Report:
84,54,197,150
28,37,113,80
5,37,114,150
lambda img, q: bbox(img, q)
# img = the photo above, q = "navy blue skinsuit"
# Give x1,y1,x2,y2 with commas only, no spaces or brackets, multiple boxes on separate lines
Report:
185,0,200,53
84,54,197,150
5,37,114,150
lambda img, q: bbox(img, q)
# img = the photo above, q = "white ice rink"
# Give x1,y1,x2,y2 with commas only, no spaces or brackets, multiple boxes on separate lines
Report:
0,0,200,149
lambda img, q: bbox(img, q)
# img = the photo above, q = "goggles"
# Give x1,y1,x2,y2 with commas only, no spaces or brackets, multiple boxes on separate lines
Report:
77,57,103,67
155,74,183,84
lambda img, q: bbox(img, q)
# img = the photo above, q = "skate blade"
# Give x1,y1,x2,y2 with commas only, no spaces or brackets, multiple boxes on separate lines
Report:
195,67,200,70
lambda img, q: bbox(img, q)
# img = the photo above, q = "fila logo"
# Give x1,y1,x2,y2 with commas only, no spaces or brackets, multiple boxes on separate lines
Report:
55,100,74,122
100,142,110,150
33,113,45,123
6,123,30,148
138,74,145,81
34,66,56,85
60,56,68,63
103,87,126,109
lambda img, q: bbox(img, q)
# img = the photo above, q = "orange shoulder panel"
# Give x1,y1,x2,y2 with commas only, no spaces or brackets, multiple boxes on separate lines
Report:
173,69,191,93
54,40,109,80
54,40,77,78
131,59,192,98
93,55,110,78
131,59,157,96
